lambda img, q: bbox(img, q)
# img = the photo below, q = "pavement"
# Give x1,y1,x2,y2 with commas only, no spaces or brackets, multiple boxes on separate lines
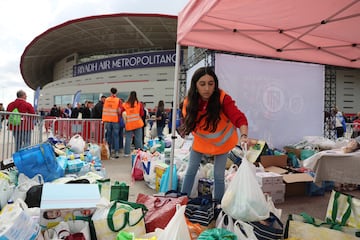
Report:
102,154,360,224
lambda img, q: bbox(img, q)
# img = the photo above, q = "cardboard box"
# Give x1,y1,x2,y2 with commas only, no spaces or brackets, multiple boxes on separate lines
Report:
260,155,287,168
66,159,85,173
260,155,315,197
262,183,285,195
269,192,285,204
40,183,100,229
283,173,314,197
256,172,283,188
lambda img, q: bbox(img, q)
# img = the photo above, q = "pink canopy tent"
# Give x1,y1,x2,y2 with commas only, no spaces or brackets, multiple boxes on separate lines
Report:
177,0,360,69
167,0,359,188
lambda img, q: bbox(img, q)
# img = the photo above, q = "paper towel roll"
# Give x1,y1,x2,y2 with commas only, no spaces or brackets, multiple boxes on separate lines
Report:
0,203,40,240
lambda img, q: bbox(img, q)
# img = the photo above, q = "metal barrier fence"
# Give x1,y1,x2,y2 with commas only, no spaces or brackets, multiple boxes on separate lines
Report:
0,111,43,161
0,111,105,161
43,118,105,145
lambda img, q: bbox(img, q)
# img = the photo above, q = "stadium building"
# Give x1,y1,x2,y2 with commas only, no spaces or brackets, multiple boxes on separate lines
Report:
20,13,187,113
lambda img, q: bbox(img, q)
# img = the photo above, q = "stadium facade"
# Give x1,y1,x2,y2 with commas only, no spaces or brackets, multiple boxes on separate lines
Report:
20,14,185,112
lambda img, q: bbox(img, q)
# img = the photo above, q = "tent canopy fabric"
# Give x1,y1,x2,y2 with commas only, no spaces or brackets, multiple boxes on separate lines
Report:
177,0,360,69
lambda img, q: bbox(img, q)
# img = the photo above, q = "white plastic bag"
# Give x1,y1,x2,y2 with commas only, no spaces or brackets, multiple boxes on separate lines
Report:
0,178,15,209
141,151,162,189
11,173,44,202
43,220,90,240
221,145,270,222
13,199,41,223
158,205,191,240
216,211,258,239
68,134,86,154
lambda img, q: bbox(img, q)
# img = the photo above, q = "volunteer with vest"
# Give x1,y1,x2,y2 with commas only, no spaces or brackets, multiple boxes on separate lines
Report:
122,91,144,157
180,67,249,203
102,87,122,158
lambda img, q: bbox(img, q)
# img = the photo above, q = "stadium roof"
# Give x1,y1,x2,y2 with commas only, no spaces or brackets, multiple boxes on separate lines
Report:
20,13,178,90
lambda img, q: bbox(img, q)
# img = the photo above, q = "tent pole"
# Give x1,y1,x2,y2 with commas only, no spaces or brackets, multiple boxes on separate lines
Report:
168,43,181,191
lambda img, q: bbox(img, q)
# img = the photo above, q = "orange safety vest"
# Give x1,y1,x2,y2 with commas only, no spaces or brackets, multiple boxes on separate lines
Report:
102,96,120,123
122,101,144,131
183,90,238,155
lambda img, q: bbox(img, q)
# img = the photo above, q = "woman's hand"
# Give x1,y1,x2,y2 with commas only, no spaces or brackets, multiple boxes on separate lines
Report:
239,135,257,148
239,134,248,146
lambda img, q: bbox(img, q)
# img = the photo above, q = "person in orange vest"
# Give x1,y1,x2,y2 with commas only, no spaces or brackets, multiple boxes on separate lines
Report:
180,67,249,204
122,91,144,157
102,87,122,158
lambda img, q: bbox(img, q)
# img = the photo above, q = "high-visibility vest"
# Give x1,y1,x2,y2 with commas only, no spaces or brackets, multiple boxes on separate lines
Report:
183,90,238,155
102,96,120,123
123,101,144,131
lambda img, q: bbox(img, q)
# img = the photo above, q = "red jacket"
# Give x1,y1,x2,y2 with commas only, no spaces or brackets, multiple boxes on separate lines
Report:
6,98,35,130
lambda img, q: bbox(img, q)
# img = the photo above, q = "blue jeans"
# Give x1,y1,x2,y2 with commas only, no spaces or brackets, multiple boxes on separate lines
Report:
13,130,31,152
119,127,124,150
105,122,119,153
124,127,143,155
181,149,227,202
157,125,164,140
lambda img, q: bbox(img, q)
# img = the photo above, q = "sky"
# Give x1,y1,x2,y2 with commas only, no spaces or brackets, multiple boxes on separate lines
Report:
0,0,189,108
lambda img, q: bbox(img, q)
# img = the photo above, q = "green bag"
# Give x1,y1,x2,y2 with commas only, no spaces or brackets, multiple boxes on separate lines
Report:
197,228,237,240
110,181,129,201
9,108,21,126
300,149,316,160
284,213,360,238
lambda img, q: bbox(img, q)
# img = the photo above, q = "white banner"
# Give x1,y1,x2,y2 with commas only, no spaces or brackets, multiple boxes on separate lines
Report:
215,54,324,149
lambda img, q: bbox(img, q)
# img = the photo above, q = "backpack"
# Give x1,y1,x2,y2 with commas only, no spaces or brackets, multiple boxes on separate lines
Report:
9,108,21,126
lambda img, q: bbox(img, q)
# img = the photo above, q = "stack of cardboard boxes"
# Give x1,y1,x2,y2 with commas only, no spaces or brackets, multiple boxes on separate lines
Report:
256,171,285,203
257,155,314,201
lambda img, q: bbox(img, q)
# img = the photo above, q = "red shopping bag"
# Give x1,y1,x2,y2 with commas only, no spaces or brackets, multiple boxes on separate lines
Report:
135,192,188,232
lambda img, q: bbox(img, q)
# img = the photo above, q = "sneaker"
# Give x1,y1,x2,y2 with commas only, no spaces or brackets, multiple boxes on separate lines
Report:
115,152,119,158
124,154,130,157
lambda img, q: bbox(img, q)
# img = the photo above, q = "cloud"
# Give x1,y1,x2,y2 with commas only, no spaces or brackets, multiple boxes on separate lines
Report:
0,0,189,107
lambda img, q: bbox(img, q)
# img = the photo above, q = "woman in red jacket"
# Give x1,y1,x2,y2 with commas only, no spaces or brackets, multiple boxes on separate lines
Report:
180,67,249,204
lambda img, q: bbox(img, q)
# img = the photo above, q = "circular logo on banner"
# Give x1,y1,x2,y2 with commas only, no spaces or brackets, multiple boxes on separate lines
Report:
289,95,304,114
262,85,284,113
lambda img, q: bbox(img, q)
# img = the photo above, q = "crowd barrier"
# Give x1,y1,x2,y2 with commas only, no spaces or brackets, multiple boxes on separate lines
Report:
0,111,105,161
0,111,43,161
43,118,105,145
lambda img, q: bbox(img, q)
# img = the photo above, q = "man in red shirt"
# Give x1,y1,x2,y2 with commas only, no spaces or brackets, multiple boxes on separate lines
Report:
7,90,36,151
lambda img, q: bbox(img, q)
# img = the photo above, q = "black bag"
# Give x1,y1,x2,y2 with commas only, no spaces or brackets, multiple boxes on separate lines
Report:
0,158,15,170
185,195,214,226
248,212,284,240
66,179,90,184
25,184,43,207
